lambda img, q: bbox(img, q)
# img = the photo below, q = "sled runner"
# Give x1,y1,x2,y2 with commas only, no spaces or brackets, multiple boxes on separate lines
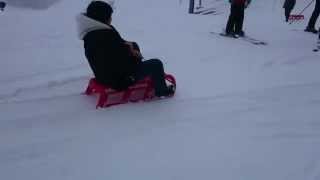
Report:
84,74,176,109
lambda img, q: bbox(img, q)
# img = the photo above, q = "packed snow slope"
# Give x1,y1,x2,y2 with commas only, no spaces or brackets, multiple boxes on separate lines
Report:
1,0,320,180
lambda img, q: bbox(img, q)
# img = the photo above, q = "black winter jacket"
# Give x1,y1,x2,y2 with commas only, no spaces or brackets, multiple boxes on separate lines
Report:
77,14,140,90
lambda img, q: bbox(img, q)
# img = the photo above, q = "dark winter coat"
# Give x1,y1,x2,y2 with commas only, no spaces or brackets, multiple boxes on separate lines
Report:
229,0,251,6
77,14,140,90
283,0,296,10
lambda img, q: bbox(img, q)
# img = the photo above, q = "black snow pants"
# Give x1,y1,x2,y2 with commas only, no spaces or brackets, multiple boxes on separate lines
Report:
134,59,168,97
307,0,320,30
226,3,245,34
283,0,296,22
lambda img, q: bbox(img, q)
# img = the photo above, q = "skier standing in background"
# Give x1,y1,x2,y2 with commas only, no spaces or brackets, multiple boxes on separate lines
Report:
305,0,320,33
225,0,251,37
283,0,296,22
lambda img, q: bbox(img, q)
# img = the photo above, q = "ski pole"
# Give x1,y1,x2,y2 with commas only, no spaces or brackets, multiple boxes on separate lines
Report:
290,0,315,24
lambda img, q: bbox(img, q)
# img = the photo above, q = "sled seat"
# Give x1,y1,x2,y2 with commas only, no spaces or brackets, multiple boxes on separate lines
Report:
289,14,304,21
84,74,176,109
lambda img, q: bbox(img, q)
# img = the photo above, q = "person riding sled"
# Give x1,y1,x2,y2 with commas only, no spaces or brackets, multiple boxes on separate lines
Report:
76,1,175,97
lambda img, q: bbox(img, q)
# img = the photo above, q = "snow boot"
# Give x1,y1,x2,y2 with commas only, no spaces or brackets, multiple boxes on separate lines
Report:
305,27,319,34
236,30,245,37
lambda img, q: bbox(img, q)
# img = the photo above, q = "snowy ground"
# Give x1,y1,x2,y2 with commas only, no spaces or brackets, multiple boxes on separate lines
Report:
1,0,320,179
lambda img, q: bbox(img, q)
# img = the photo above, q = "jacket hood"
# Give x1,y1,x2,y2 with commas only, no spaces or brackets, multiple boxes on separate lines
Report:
76,13,112,40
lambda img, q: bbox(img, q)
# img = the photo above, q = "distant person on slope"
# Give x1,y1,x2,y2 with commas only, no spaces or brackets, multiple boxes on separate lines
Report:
225,0,251,37
76,1,175,97
0,1,6,11
283,0,296,22
305,0,320,33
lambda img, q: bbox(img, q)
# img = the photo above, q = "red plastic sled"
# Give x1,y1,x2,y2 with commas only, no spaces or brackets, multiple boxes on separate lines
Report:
84,74,176,109
289,14,304,21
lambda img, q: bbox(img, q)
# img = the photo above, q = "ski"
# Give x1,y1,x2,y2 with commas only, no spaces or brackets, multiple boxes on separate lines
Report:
239,36,268,45
194,7,216,15
210,31,238,38
210,31,267,45
201,10,217,15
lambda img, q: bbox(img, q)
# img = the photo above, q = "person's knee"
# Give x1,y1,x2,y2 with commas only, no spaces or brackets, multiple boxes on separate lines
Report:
149,59,163,66
146,59,164,72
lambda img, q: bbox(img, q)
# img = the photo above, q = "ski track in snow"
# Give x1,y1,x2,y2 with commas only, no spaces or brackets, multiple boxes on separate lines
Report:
0,63,86,84
262,54,320,68
304,159,320,180
2,78,320,119
0,75,89,104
